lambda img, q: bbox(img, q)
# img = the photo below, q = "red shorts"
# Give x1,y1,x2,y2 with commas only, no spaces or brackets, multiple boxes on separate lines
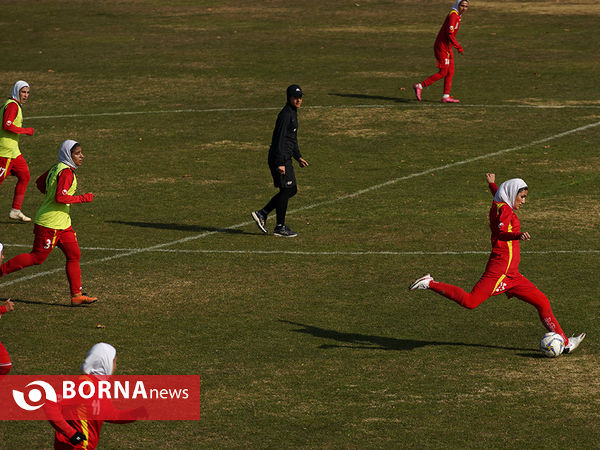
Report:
434,46,452,69
468,270,536,298
33,224,78,255
0,154,28,185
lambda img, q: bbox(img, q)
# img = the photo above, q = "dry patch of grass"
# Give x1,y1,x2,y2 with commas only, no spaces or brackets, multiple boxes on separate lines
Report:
199,140,259,152
530,197,599,231
506,98,600,107
478,1,600,15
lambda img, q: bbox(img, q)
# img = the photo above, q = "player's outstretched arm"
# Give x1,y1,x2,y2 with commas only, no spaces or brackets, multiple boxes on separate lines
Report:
486,173,498,196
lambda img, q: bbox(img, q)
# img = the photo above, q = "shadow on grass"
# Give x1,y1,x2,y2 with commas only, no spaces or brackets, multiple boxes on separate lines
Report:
106,220,254,235
328,92,411,103
6,297,73,308
281,320,531,353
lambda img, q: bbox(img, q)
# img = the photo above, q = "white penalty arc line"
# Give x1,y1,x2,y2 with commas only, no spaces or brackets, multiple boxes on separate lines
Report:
25,103,600,120
2,119,599,288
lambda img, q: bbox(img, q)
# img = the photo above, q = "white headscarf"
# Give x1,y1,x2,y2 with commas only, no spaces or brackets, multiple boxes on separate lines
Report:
58,139,80,170
494,178,528,209
81,343,117,375
452,0,468,13
11,80,29,102
0,242,3,256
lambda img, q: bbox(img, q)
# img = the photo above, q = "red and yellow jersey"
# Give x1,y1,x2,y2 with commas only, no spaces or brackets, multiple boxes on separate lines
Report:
486,201,523,277
48,375,138,449
434,10,462,52
482,182,523,277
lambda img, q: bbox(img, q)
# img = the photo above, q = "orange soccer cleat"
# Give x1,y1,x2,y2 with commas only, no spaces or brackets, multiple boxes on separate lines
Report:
71,293,98,307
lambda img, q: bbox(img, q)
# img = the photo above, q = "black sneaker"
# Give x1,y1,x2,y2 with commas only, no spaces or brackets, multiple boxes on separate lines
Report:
273,225,298,237
251,210,268,233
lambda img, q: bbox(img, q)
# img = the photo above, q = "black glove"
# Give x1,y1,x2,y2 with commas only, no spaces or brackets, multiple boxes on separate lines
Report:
69,431,86,445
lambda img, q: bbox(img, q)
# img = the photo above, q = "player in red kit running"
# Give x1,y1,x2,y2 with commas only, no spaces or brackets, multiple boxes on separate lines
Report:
0,140,97,306
0,243,14,376
409,173,585,354
413,0,469,103
0,81,36,222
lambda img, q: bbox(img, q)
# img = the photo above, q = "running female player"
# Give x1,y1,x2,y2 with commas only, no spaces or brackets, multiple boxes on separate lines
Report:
0,140,97,306
0,80,36,221
409,173,585,354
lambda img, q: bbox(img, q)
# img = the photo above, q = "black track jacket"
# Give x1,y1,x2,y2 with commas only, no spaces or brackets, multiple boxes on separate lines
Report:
267,102,302,167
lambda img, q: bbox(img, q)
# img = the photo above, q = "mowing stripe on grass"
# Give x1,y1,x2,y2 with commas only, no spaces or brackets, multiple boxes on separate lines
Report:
3,244,599,256
26,103,600,120
1,119,598,288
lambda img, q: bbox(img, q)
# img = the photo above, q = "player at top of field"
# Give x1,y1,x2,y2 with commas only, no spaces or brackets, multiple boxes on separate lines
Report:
0,80,36,222
413,0,469,103
47,343,146,449
409,173,585,354
0,140,98,306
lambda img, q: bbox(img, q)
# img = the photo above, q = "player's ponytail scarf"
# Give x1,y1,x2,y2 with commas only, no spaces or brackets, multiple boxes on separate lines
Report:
10,80,29,103
494,178,528,209
58,139,80,170
81,343,117,376
452,0,468,13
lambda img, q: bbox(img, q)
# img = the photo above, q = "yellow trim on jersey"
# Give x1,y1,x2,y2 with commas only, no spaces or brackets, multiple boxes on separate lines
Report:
505,223,513,273
81,419,89,449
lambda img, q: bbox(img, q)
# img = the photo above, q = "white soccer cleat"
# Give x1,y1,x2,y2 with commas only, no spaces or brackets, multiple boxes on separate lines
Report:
564,333,586,354
9,209,31,222
409,273,433,291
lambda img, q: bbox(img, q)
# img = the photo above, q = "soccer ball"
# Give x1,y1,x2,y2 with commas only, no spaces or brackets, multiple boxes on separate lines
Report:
539,332,565,358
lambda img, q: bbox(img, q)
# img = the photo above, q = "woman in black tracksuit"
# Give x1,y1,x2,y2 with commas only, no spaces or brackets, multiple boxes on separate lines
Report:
252,84,309,237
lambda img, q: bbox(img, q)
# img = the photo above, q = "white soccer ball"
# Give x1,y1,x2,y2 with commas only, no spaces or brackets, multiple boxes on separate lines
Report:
539,332,565,358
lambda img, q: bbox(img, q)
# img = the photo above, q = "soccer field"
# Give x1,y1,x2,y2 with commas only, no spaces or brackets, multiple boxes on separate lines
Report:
0,0,599,448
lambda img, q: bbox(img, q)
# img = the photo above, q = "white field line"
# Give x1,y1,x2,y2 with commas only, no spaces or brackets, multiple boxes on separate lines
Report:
0,246,596,287
26,103,600,120
2,117,599,288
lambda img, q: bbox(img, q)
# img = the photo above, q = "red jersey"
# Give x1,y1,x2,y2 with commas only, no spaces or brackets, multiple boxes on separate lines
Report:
47,376,140,450
485,183,524,277
434,9,462,52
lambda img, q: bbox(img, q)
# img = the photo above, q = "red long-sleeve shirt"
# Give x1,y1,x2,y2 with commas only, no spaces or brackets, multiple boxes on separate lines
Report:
3,101,34,135
434,9,462,52
36,169,92,204
485,182,524,277
48,400,138,450
46,376,141,450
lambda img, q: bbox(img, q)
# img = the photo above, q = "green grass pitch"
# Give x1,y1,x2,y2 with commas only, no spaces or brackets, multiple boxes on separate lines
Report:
0,0,599,448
